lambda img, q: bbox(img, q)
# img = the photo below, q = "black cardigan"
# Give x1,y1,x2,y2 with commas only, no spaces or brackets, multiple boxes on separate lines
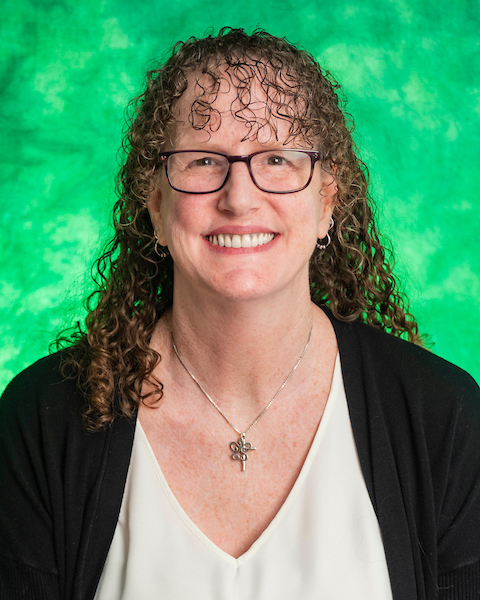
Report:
1,313,480,600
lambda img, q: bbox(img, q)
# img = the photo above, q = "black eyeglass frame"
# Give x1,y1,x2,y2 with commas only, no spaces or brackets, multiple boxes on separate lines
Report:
158,149,323,195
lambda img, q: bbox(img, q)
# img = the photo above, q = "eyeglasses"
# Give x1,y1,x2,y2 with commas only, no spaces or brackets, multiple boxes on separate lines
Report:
159,149,322,194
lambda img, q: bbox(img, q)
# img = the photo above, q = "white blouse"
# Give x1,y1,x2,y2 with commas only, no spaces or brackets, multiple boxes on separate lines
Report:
95,356,393,599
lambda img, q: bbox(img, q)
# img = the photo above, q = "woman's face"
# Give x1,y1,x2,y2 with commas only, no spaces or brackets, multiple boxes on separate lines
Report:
148,70,336,305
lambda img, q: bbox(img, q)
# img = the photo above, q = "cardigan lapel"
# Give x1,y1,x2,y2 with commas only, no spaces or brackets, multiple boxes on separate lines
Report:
324,310,420,600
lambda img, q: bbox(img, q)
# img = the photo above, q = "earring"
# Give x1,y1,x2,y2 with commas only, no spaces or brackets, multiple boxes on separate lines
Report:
154,239,169,259
316,217,334,250
316,232,331,251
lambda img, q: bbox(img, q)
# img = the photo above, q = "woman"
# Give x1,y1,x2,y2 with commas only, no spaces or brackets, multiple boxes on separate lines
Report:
1,28,479,600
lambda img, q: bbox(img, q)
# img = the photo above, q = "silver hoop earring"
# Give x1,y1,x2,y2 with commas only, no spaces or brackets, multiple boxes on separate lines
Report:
154,239,169,259
316,232,331,251
329,217,334,231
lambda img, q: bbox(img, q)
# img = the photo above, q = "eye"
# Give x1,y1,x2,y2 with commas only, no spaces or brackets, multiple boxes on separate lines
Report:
195,157,215,167
266,155,287,166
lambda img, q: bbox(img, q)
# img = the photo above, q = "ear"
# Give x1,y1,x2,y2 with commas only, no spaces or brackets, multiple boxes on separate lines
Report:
147,187,168,247
317,169,337,240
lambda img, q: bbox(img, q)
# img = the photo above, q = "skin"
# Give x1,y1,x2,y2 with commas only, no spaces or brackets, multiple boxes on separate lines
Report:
140,69,339,558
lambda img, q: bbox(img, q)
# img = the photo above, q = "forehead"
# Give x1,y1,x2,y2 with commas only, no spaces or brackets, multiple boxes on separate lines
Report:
169,62,310,148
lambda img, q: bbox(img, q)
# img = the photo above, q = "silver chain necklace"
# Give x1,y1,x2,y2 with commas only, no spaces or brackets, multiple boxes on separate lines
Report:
171,326,312,472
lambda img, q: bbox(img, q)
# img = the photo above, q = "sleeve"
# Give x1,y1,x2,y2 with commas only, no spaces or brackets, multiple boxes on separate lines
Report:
0,354,135,600
436,371,480,599
0,357,63,599
315,312,480,598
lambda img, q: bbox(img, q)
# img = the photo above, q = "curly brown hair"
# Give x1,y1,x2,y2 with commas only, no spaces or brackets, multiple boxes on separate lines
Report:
58,27,422,431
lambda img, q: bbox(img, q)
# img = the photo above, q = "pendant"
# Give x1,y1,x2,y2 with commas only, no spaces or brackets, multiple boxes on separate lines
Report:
230,433,257,471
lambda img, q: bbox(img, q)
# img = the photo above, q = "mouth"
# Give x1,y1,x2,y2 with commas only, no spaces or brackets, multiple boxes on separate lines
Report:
206,233,276,248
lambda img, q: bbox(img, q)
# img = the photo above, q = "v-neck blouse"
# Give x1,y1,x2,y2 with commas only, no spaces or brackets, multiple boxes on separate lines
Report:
94,356,393,599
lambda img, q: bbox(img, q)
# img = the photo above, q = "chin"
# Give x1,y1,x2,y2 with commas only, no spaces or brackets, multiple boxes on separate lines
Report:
213,285,267,302
209,273,292,304
202,270,265,299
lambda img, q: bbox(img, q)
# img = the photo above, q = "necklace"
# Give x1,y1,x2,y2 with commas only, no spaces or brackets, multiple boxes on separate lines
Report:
171,326,312,472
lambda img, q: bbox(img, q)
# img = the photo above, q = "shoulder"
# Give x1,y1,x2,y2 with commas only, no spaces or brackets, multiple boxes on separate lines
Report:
0,352,102,460
2,352,72,397
325,310,480,421
0,352,83,428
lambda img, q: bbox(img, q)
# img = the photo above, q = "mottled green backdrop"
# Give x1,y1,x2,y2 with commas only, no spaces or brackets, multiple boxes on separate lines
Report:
1,0,479,390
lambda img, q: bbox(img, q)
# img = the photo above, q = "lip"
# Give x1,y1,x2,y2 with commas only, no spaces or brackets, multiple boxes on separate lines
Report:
205,225,277,236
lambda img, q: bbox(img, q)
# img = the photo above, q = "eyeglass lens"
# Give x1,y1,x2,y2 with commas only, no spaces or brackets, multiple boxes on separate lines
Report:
166,150,314,193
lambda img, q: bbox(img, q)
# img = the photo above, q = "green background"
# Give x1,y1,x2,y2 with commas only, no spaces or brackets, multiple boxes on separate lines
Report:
1,0,479,392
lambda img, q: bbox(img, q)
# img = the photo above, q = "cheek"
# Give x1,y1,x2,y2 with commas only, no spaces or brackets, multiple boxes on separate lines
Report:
163,197,206,244
286,190,324,237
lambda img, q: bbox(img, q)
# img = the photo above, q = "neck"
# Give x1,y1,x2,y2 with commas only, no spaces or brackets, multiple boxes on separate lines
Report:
158,281,318,420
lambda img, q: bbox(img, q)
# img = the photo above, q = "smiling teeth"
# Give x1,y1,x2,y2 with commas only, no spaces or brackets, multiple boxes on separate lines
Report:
207,233,275,248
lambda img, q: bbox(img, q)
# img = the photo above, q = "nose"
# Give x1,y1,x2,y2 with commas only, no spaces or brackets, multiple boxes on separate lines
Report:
217,161,261,216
